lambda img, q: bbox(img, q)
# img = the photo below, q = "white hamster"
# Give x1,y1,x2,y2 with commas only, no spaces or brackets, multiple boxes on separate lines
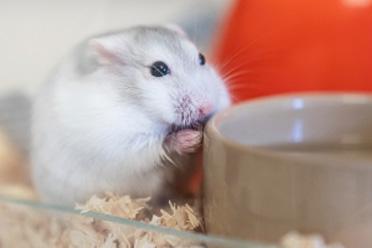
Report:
31,25,230,206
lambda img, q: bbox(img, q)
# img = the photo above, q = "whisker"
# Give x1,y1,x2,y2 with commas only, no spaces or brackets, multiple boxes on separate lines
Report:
218,53,272,78
217,36,263,71
228,83,262,91
222,49,279,70
223,70,253,83
217,47,251,72
217,47,281,79
222,63,255,80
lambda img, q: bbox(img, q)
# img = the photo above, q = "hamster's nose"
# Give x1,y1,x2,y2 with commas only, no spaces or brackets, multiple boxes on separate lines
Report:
198,103,213,119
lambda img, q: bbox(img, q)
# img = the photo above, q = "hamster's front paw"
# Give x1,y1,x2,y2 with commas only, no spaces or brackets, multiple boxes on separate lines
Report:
165,129,202,155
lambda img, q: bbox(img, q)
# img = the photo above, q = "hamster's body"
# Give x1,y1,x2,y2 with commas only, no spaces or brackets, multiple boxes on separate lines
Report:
31,25,230,205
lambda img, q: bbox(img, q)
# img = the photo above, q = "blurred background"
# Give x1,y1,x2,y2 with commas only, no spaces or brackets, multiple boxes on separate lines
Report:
0,0,233,96
2,0,372,100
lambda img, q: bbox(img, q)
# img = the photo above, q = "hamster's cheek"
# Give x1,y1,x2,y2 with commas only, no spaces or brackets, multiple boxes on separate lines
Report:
217,78,232,109
141,83,176,124
218,89,232,111
205,69,231,112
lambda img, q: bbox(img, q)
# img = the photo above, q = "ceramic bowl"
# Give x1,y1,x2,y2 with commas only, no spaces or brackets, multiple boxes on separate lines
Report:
203,93,372,248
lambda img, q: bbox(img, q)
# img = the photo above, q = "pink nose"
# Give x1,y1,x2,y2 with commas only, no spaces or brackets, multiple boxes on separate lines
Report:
198,103,213,118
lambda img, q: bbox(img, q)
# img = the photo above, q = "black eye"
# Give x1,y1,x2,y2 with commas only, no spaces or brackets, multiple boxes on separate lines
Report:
150,61,170,77
199,53,206,66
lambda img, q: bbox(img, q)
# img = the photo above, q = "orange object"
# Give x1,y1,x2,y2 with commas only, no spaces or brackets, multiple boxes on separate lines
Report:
212,0,372,102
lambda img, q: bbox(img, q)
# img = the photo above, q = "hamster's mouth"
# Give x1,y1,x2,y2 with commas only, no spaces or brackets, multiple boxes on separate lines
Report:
170,121,204,133
169,113,212,133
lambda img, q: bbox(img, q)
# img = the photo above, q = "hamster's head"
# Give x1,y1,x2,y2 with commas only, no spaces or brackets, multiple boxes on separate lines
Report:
81,25,231,130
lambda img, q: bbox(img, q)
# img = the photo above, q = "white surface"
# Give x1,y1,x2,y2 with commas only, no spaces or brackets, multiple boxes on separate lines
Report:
0,0,232,95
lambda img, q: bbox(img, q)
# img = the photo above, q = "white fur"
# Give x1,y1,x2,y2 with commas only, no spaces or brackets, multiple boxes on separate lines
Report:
31,25,230,205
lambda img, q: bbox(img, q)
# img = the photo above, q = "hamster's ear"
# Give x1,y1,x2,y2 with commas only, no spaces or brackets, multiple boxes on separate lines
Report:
164,23,188,38
87,37,123,65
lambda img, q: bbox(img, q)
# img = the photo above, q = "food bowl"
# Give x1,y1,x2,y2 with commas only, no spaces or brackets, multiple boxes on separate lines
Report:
203,93,372,248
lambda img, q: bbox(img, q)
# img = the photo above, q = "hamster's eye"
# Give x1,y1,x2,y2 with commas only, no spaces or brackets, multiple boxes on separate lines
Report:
150,61,170,77
199,53,206,66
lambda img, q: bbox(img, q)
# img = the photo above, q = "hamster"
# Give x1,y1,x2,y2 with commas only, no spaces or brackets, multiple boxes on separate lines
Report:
31,25,231,206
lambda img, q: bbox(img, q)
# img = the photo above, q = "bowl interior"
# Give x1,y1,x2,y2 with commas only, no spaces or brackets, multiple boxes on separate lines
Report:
216,94,372,149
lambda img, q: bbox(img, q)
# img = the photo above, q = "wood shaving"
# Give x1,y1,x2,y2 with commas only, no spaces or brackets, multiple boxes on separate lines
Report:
281,231,345,248
0,192,203,248
149,202,201,231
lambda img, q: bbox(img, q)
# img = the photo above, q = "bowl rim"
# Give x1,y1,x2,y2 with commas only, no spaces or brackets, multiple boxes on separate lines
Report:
206,91,372,158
